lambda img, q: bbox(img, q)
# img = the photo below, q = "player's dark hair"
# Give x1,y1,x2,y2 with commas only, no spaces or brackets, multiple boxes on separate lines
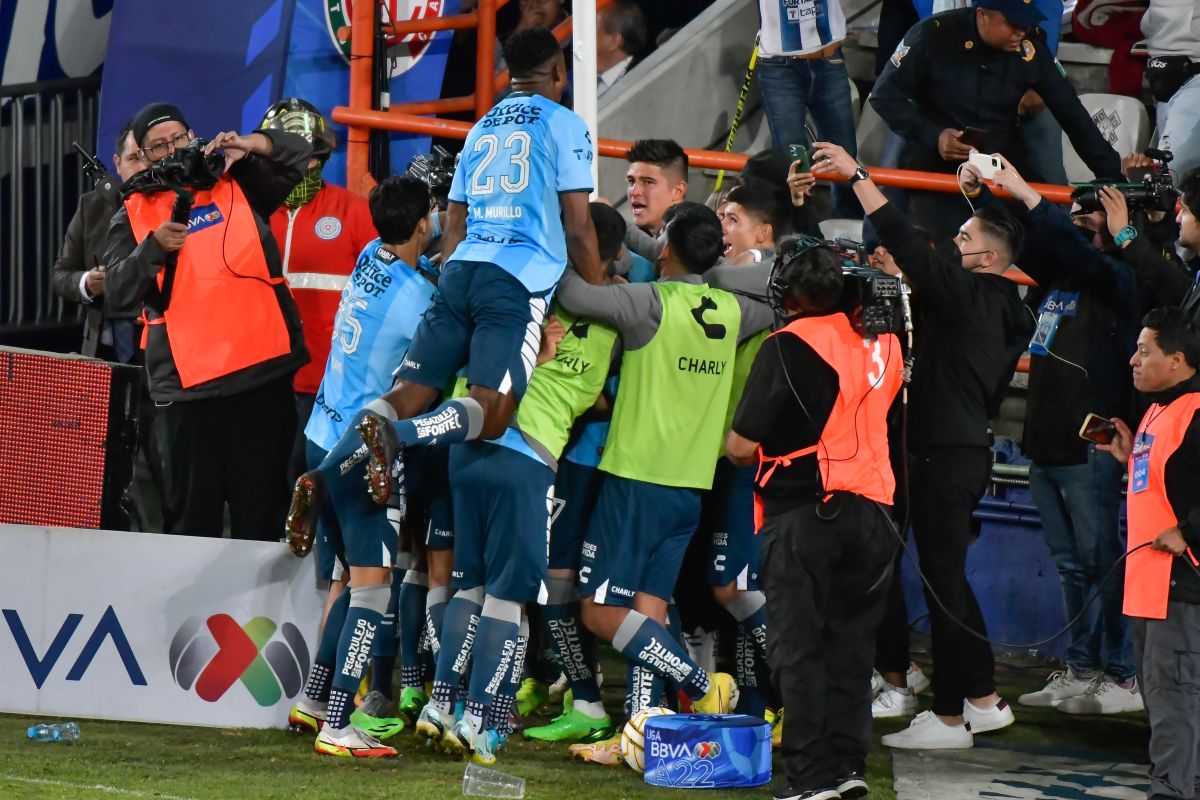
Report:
665,201,723,274
726,179,791,239
369,175,430,245
503,28,562,78
740,148,791,188
972,204,1024,265
1143,305,1200,369
589,202,626,263
602,0,647,57
626,138,688,178
114,122,134,157
1181,168,1200,220
775,236,844,314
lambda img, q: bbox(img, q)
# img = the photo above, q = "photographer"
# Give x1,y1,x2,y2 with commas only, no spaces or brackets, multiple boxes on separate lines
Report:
972,157,1143,713
814,142,1032,749
725,238,903,800
103,102,312,541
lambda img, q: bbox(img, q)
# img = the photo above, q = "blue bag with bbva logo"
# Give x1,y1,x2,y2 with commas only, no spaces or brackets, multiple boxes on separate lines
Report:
643,713,771,789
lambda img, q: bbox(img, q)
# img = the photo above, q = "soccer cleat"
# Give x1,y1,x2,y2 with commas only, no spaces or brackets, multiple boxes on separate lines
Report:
285,471,323,557
398,686,429,724
882,711,973,750
963,697,1015,733
357,411,401,506
907,662,931,695
569,732,624,765
1018,669,1094,708
288,697,326,733
415,703,454,747
516,678,550,718
313,724,398,758
523,708,614,743
872,683,918,718
1057,675,1144,715
446,719,498,765
349,691,406,740
692,672,739,714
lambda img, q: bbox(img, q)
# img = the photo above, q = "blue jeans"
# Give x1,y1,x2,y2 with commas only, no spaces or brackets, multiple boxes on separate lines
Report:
1028,446,1134,680
757,50,861,220
1159,74,1200,187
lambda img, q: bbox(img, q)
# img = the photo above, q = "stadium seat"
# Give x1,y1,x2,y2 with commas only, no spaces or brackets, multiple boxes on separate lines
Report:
1060,93,1149,183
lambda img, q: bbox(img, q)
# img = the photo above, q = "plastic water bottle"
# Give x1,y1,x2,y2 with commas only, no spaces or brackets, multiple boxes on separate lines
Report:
26,722,80,743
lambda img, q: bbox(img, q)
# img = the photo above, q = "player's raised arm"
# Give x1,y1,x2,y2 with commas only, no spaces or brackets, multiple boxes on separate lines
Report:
562,192,605,285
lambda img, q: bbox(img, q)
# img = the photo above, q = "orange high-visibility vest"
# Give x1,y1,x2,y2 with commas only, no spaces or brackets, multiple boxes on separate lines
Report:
125,177,292,389
753,314,903,530
1124,392,1200,619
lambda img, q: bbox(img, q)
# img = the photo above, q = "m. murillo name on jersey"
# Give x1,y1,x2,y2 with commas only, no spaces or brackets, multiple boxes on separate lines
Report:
677,357,726,375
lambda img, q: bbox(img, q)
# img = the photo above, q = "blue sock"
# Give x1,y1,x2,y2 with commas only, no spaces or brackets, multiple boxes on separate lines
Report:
725,590,769,660
487,617,529,734
367,573,402,698
613,610,709,701
544,601,602,704
466,598,522,734
304,587,350,704
734,625,774,718
626,662,666,715
390,398,484,449
426,584,450,657
399,570,428,689
431,588,483,714
327,584,389,729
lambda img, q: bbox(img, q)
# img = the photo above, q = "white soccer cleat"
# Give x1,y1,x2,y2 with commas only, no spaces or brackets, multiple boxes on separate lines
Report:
314,724,397,758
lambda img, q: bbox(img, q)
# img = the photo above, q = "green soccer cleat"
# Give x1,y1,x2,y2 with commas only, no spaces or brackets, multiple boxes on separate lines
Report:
523,708,614,743
516,678,550,718
398,685,429,725
349,691,406,740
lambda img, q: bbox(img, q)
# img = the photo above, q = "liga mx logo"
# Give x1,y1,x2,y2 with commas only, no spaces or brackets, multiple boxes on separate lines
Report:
325,0,446,78
169,615,309,706
695,741,722,759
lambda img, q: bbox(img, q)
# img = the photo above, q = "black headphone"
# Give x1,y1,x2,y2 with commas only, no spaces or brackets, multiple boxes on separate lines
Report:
767,234,835,314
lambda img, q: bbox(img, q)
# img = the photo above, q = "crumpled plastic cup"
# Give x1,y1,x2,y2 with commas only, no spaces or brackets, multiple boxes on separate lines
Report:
462,761,526,798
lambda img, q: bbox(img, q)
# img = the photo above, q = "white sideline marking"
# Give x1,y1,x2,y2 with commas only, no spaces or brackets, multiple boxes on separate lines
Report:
0,774,202,800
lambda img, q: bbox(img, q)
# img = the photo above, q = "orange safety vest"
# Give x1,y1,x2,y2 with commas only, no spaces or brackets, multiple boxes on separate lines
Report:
125,177,292,389
1124,392,1200,619
753,314,903,530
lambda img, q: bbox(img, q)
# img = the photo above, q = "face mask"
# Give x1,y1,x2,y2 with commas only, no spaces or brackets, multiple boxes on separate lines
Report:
285,164,324,208
935,238,963,265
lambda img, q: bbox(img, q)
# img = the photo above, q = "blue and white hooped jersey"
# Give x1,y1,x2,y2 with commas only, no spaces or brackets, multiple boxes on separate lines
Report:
447,92,594,294
305,240,438,452
757,0,847,57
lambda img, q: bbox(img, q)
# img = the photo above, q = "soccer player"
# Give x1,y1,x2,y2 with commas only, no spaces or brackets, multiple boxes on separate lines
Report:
415,307,620,766
285,175,439,758
553,203,774,764
344,27,606,504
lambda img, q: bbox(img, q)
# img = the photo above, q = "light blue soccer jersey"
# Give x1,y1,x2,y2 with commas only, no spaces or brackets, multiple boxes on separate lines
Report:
447,93,594,293
305,241,438,452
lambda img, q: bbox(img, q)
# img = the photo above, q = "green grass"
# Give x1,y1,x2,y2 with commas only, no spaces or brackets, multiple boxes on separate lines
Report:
0,662,1147,800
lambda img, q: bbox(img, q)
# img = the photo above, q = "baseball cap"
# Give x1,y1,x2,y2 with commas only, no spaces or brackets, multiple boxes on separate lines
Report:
130,103,189,148
974,0,1047,29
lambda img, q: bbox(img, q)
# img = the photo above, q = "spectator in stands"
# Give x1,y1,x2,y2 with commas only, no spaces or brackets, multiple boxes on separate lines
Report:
1142,2,1200,184
871,0,1122,238
597,0,647,97
814,140,1032,750
969,157,1143,714
626,138,688,237
754,0,862,220
103,102,311,540
719,180,790,265
260,99,376,486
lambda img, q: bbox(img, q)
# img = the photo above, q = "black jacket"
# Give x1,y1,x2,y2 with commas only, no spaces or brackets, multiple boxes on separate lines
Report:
870,202,1033,450
1118,230,1200,323
870,8,1122,181
103,130,311,402
1143,373,1200,605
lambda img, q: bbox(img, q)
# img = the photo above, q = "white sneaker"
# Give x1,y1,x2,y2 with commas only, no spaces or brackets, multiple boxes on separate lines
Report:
907,662,931,695
872,683,918,718
1018,669,1094,708
881,710,973,750
871,670,884,697
963,697,1015,733
1057,675,1145,715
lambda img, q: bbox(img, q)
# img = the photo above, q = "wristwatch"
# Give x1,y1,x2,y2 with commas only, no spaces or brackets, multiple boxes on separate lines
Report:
848,165,870,185
1114,225,1138,248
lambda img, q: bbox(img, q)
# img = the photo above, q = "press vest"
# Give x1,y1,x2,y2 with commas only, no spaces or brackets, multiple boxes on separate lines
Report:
1125,392,1200,619
755,314,902,527
600,281,743,489
125,177,291,389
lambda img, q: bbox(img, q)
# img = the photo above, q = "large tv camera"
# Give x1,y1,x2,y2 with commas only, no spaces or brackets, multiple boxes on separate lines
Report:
406,145,458,210
1070,148,1178,215
769,236,904,336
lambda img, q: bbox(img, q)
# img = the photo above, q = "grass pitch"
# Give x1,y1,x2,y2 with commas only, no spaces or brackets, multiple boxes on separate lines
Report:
0,663,1147,800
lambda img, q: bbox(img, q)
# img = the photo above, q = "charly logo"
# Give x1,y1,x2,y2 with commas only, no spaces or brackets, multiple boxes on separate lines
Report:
325,0,446,78
169,615,309,706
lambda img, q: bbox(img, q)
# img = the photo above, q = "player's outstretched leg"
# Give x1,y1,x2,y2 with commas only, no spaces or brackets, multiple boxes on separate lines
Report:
290,583,350,733
397,568,430,724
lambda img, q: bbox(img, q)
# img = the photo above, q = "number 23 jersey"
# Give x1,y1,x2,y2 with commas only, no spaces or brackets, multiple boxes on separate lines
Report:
447,92,595,294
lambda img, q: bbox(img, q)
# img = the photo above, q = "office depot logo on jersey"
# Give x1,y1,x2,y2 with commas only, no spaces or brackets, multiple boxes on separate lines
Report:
326,0,445,77
170,614,309,706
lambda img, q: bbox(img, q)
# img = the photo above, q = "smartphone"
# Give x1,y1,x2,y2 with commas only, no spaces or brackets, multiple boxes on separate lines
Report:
1078,413,1117,446
960,126,988,149
788,143,810,172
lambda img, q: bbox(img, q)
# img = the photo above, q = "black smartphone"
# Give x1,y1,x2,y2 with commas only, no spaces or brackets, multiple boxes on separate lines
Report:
788,143,811,172
1078,413,1117,446
960,127,988,149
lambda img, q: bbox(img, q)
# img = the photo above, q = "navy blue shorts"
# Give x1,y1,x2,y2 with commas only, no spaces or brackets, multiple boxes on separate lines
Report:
450,441,553,603
703,460,761,590
579,475,702,606
549,459,605,571
407,444,454,551
395,260,549,402
316,415,398,570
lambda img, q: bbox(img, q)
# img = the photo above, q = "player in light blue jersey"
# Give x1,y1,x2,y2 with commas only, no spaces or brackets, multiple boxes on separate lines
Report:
345,27,608,511
286,176,440,759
